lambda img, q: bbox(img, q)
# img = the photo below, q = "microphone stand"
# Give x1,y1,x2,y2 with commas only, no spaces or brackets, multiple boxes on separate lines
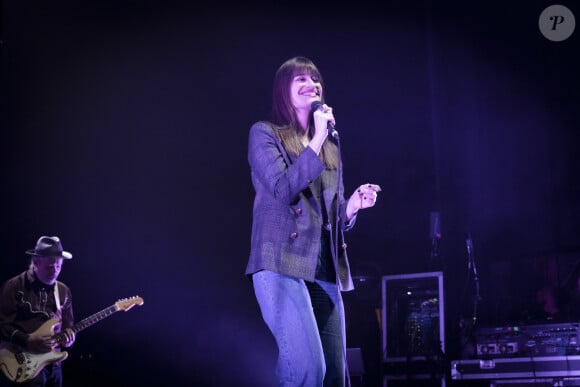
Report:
458,234,482,358
470,258,481,326
466,235,481,325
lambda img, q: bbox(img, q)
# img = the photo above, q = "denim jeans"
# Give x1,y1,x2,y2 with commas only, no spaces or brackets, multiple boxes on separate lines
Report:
253,270,346,387
0,364,62,387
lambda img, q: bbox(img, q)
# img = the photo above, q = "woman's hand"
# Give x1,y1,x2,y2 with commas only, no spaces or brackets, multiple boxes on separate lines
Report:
312,103,335,138
346,183,382,220
309,103,335,153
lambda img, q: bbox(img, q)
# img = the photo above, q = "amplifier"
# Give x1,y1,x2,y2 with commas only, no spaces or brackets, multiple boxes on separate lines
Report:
451,355,580,380
475,321,580,357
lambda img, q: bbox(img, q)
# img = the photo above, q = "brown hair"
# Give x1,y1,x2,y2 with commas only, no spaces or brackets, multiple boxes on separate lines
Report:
271,56,339,169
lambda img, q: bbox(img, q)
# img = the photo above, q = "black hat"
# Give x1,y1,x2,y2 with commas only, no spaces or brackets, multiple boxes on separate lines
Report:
25,236,72,259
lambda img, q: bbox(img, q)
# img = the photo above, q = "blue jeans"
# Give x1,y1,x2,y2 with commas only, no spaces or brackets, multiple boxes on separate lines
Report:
253,270,346,387
0,364,62,387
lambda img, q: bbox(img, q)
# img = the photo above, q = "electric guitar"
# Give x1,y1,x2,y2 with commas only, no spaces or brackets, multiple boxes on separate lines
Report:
0,296,144,383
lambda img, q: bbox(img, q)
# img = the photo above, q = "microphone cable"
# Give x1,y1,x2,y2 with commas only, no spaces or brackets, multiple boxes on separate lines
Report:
328,133,353,387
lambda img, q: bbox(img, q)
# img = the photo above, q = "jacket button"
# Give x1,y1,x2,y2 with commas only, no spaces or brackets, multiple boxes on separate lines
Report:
290,232,298,239
295,208,303,215
341,243,347,250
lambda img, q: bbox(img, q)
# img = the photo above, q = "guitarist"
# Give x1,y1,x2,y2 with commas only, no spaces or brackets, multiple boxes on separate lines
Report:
0,236,76,387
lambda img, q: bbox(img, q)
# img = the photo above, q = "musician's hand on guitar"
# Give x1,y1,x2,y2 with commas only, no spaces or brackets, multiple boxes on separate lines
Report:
26,333,55,353
61,328,76,348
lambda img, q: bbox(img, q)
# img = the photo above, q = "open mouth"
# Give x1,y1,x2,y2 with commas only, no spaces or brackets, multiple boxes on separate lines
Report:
302,88,320,97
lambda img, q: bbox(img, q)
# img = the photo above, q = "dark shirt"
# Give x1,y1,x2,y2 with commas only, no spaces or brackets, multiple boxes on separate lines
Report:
315,229,336,283
311,174,336,283
0,267,74,349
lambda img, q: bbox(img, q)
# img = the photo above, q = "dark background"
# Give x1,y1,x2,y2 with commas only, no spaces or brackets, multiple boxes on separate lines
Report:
1,1,578,386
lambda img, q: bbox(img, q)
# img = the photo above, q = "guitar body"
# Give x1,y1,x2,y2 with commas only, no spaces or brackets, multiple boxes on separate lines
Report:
0,318,68,383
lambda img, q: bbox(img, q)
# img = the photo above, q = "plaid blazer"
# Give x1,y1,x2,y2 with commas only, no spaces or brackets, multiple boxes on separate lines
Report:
245,121,356,291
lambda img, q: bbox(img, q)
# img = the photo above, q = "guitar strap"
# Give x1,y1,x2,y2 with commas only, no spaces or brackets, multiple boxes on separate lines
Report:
54,282,62,313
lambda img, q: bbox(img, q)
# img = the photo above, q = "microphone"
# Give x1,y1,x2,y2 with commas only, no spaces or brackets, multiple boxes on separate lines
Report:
310,101,339,140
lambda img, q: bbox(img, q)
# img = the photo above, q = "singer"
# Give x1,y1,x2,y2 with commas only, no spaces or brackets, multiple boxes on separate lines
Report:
246,56,382,387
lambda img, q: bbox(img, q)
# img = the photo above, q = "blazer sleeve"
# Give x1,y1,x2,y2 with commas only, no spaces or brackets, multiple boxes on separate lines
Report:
248,122,325,204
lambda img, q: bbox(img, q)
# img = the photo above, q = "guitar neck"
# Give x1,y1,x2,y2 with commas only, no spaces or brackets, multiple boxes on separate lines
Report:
53,304,119,343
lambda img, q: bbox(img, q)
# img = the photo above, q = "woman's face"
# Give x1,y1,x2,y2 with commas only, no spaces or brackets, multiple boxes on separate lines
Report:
290,72,322,112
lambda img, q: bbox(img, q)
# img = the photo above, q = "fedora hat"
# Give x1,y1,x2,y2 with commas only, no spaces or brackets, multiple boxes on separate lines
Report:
25,236,72,259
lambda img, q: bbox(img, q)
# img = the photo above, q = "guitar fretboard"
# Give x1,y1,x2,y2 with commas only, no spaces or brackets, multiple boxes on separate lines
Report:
53,305,119,343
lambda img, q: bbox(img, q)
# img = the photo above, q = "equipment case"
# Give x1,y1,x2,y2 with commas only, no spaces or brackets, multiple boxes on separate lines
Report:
451,356,580,380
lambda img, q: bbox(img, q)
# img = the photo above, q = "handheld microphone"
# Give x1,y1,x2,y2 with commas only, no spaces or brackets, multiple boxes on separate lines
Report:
310,101,339,140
